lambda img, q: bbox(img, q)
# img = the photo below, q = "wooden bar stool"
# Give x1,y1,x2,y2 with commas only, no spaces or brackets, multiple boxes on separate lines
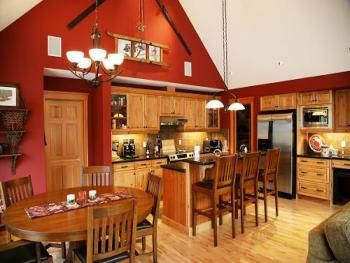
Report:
192,155,238,246
258,148,281,222
235,152,260,234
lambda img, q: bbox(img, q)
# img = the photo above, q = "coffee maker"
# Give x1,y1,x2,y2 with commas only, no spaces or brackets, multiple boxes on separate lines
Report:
122,139,137,158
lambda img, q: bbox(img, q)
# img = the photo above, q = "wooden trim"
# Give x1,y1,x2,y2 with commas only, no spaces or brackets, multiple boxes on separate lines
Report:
230,97,255,153
111,86,215,100
161,216,188,235
107,32,169,49
44,91,88,166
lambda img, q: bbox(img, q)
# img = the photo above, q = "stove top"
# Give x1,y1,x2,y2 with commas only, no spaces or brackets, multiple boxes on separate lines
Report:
168,152,194,162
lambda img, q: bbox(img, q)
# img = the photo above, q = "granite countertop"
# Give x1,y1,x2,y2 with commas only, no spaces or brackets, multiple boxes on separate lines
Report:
160,162,187,173
297,153,350,161
183,156,217,165
112,154,168,164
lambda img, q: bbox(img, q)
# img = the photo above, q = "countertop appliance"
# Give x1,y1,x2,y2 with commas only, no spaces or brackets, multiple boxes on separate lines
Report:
257,112,296,199
301,105,332,129
122,139,138,159
203,140,222,153
168,152,194,162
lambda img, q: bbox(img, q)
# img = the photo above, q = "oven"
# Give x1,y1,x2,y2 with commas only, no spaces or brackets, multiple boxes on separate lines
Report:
301,105,332,129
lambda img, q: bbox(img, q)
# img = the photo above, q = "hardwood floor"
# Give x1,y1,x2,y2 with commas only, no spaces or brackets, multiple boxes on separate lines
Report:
48,197,337,262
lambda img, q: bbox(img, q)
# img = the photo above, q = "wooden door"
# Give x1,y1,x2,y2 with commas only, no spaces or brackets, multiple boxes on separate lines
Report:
315,90,332,104
335,89,350,131
195,99,206,128
173,97,185,116
260,95,276,111
127,94,144,128
160,96,174,115
299,92,315,105
44,91,88,192
184,98,196,129
278,93,296,110
144,95,159,129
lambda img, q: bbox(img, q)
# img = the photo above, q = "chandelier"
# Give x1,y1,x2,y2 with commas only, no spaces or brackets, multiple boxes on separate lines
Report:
66,0,124,88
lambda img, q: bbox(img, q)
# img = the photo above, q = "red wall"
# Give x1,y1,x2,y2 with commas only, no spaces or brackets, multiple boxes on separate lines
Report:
0,0,224,193
221,71,350,150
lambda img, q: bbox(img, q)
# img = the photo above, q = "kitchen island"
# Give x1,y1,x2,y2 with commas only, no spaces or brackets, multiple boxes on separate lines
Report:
161,155,217,235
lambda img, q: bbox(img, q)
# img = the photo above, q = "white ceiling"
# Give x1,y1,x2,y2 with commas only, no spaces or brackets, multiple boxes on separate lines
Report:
0,0,42,31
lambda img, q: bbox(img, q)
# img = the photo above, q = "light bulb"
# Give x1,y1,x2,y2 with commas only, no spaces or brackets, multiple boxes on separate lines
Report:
66,51,84,64
102,58,115,71
77,57,92,69
89,48,106,62
108,53,124,65
206,99,224,109
227,102,245,111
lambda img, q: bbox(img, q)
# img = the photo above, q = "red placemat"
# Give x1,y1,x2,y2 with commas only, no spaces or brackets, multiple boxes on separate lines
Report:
24,192,133,219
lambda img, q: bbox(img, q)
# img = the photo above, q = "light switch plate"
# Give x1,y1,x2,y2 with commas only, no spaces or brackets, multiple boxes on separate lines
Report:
48,35,62,57
184,61,192,77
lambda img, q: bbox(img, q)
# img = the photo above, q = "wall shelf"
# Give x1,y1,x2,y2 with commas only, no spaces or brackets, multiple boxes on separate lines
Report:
0,153,22,174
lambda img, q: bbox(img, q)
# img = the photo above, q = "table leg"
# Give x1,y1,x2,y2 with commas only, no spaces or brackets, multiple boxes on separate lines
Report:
35,242,41,262
64,241,85,263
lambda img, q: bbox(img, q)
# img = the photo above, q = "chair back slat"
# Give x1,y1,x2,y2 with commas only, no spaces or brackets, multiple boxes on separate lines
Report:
2,176,33,207
82,166,113,187
241,152,260,182
146,172,163,225
264,148,281,178
214,155,238,189
86,199,137,263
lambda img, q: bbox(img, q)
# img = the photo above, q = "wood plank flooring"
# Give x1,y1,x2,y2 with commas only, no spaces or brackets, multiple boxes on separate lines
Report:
48,197,337,263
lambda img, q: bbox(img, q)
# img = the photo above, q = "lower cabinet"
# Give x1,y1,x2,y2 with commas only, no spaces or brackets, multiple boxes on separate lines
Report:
297,157,330,200
113,158,167,190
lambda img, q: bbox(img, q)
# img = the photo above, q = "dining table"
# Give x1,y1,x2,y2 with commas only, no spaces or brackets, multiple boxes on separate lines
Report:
2,186,154,262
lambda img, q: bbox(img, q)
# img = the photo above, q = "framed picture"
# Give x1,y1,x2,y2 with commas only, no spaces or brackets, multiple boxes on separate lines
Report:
132,42,147,60
0,84,19,107
149,45,161,63
117,39,132,57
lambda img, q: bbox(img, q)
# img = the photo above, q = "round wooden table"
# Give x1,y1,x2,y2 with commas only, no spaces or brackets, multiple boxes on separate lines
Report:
2,186,154,242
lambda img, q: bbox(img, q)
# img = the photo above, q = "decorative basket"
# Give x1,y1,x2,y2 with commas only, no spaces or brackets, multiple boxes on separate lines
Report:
6,131,24,154
0,109,29,131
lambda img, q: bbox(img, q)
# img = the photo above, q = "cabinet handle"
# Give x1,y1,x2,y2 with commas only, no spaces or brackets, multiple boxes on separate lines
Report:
140,163,147,166
301,186,307,190
344,163,350,166
121,165,128,168
300,172,307,174
316,189,324,192
300,160,307,163
316,173,324,176
316,162,324,164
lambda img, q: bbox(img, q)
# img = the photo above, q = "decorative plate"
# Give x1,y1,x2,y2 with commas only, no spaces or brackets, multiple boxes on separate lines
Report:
309,134,324,153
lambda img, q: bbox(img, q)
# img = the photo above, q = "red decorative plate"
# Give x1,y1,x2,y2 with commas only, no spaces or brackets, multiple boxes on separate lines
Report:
309,134,324,153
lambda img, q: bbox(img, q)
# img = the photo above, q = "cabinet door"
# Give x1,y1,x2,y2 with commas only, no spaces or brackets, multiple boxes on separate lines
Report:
278,93,296,110
298,92,315,106
260,96,277,111
174,97,185,116
114,170,135,187
195,99,206,128
127,94,144,128
160,96,174,115
206,107,220,129
315,90,332,104
184,98,196,129
135,168,150,191
335,89,350,131
144,95,160,129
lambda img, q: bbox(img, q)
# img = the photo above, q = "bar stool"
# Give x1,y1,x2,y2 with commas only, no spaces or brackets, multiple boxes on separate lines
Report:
235,152,260,234
192,154,238,246
258,148,281,222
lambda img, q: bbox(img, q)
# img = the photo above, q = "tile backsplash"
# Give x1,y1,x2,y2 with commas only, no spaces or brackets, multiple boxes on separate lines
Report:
302,132,350,155
112,127,228,156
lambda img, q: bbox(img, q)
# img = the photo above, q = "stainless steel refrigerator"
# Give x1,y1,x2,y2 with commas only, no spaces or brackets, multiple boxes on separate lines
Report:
257,112,296,199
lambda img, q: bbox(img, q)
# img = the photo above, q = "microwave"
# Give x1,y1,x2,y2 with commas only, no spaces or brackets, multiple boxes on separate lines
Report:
301,105,332,129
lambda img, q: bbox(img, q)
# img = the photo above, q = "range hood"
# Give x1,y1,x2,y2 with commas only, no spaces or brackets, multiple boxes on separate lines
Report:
160,116,188,126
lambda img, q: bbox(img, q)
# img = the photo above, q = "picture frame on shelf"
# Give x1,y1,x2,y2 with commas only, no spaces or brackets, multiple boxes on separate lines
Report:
117,39,132,58
0,84,19,108
149,45,161,63
132,42,147,60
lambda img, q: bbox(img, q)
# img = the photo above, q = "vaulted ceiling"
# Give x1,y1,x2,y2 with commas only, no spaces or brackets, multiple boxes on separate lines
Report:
1,0,350,89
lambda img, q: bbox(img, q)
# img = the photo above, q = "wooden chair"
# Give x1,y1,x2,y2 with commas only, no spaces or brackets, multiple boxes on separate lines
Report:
192,155,238,246
236,152,260,234
73,199,138,263
258,148,281,222
2,175,33,207
136,172,163,263
81,166,113,187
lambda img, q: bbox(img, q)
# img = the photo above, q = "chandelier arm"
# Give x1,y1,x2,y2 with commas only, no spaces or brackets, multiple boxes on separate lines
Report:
67,64,92,80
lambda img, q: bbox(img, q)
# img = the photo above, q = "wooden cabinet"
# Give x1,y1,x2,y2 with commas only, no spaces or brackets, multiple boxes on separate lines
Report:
184,98,206,130
297,157,330,200
160,96,184,116
334,89,350,131
298,90,332,106
113,158,167,189
260,93,296,111
144,95,160,130
127,94,144,129
206,107,220,130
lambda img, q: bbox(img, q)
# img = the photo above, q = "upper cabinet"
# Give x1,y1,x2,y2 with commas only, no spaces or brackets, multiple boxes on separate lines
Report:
144,95,160,130
206,107,220,130
160,96,184,116
183,98,206,130
260,93,296,111
334,89,350,131
127,94,144,129
298,90,332,106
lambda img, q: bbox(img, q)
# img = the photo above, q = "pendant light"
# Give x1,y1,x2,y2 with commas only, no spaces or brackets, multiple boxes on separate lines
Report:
205,87,245,111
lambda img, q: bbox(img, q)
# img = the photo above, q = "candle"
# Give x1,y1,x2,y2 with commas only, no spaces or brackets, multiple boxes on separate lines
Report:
341,140,346,148
67,194,75,205
89,190,97,200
